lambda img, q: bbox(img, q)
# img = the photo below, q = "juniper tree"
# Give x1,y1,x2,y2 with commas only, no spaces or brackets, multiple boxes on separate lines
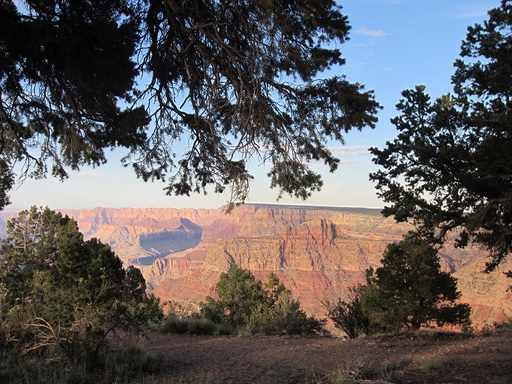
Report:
370,0,512,274
0,0,380,209
362,234,471,331
0,207,162,363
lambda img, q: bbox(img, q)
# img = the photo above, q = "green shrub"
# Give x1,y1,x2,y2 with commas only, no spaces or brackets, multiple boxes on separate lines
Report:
186,318,217,335
0,341,160,384
161,315,190,334
200,267,325,335
201,266,265,329
0,347,88,384
326,286,372,339
256,289,326,335
328,234,472,338
493,318,512,333
363,234,471,331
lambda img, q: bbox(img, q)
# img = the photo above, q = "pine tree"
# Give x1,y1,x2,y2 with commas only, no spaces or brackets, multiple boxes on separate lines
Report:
0,207,162,363
370,0,512,273
362,234,471,331
0,0,380,209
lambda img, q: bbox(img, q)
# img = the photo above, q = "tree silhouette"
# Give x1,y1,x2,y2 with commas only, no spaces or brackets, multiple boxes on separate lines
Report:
362,234,471,331
370,0,512,273
0,207,162,363
0,0,380,209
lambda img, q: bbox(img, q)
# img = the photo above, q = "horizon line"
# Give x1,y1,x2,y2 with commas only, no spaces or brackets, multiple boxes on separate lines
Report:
2,201,385,213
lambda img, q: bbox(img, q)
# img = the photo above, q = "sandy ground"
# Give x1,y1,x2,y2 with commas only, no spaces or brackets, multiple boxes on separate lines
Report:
128,329,512,383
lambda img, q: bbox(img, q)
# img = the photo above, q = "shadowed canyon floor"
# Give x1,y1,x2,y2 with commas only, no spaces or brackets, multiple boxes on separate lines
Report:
123,329,512,383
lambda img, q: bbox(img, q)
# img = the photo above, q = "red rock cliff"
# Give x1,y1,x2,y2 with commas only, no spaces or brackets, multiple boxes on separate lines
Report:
1,204,508,326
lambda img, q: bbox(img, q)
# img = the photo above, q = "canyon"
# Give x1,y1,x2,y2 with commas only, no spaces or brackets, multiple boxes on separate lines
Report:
0,204,510,327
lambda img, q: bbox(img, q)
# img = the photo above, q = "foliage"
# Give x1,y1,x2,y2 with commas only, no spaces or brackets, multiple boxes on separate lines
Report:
0,207,162,368
0,347,88,384
204,266,265,329
362,234,471,331
160,315,230,336
0,342,160,384
164,299,200,320
326,286,372,338
104,344,161,383
0,0,380,209
370,0,512,274
160,301,230,335
200,266,325,335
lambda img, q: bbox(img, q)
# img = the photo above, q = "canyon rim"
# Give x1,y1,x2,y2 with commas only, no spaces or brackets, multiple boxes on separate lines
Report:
1,203,510,327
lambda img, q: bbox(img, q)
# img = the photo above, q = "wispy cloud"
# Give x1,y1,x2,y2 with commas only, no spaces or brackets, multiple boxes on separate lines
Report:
338,159,358,165
281,146,370,170
452,5,491,20
381,0,409,4
356,27,389,38
329,146,371,157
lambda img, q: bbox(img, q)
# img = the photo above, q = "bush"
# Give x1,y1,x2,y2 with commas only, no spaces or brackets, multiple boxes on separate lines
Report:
161,315,190,334
0,341,160,384
200,267,325,336
0,346,88,384
186,318,217,335
494,318,512,333
249,289,326,335
363,234,471,331
105,344,160,382
160,314,231,336
328,235,472,337
326,286,372,338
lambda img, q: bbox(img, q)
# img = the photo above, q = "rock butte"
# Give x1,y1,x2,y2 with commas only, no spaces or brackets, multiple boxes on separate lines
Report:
0,204,510,327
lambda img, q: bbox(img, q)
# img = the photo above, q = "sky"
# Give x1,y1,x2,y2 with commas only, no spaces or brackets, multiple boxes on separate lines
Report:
8,0,500,211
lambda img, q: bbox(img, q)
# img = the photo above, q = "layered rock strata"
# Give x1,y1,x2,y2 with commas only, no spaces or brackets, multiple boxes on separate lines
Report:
0,204,509,326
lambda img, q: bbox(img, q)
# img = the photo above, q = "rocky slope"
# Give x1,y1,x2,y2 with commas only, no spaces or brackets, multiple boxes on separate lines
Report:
0,204,509,326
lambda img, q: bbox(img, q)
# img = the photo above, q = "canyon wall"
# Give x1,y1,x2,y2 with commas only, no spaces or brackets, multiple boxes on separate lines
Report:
0,204,509,326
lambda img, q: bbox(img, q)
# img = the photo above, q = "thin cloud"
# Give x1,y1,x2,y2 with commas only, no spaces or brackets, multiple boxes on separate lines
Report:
338,159,358,165
307,157,356,170
269,146,370,169
452,6,491,20
381,0,409,4
348,61,368,70
356,27,389,38
330,146,371,157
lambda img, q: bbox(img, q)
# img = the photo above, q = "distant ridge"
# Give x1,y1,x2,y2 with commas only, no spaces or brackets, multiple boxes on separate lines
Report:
245,202,383,214
1,203,383,214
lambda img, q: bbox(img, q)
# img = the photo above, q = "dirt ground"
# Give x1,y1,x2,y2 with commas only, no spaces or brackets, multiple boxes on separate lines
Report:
132,329,512,384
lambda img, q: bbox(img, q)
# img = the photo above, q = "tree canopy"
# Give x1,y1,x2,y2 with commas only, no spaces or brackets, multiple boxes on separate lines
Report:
0,207,161,363
0,0,380,209
327,234,470,337
370,0,512,273
363,234,471,331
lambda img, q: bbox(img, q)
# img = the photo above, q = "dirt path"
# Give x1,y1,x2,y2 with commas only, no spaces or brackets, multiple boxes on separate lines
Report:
134,330,512,383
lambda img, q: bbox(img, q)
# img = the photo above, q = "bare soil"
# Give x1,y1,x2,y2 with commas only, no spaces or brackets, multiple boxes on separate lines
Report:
132,329,512,383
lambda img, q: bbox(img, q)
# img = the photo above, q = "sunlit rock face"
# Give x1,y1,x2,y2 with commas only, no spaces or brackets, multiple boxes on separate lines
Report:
0,204,509,326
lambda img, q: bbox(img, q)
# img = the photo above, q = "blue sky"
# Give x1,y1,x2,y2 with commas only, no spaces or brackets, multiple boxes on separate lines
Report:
8,0,499,211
